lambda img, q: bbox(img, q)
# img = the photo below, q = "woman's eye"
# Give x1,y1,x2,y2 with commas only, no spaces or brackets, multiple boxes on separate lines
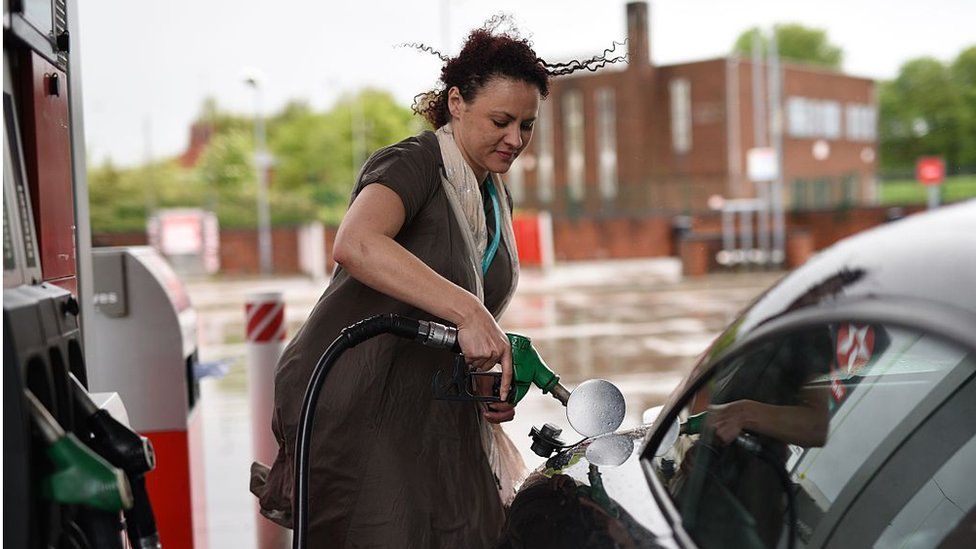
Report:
521,123,534,132
492,120,507,128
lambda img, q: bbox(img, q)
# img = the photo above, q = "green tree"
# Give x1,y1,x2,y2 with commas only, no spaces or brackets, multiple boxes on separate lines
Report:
950,46,976,167
733,24,843,69
267,89,416,224
88,158,199,233
89,89,417,234
88,159,145,233
879,57,967,171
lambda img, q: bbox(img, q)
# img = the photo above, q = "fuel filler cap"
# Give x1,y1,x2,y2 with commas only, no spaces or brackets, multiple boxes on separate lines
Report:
566,379,626,437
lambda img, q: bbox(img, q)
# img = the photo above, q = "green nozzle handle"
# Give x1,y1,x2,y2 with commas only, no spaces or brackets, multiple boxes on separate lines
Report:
43,433,134,512
24,390,133,512
507,333,567,405
679,411,708,436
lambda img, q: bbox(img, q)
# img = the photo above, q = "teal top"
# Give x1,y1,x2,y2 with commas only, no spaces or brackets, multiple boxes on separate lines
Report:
481,178,501,275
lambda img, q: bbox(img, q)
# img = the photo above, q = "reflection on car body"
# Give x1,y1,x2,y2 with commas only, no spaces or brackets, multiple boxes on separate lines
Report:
500,201,976,549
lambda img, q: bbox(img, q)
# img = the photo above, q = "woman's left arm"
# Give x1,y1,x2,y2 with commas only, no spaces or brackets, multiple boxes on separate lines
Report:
707,385,830,448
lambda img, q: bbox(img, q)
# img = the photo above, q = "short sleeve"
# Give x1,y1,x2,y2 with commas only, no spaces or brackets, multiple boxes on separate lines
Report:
354,132,441,227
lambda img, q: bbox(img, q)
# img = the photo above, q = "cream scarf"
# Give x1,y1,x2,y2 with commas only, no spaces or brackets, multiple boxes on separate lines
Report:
434,123,526,504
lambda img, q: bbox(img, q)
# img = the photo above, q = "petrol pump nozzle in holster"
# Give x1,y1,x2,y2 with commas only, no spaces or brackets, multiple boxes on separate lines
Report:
432,332,570,406
23,389,134,513
69,374,162,549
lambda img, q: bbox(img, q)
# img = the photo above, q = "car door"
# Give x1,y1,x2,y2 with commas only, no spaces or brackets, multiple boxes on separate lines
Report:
640,315,976,549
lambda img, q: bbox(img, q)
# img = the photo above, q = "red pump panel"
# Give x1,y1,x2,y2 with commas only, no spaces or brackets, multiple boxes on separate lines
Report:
512,214,543,266
18,50,76,283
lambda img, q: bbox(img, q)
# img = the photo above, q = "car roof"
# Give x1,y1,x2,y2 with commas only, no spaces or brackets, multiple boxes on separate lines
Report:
733,200,976,339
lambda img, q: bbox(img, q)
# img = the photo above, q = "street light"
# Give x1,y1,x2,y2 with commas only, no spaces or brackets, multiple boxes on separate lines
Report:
242,67,273,275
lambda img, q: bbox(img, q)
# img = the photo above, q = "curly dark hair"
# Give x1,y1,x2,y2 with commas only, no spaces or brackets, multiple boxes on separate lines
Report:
406,17,627,128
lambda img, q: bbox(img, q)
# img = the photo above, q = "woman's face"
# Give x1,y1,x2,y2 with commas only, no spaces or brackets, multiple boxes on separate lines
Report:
448,76,540,180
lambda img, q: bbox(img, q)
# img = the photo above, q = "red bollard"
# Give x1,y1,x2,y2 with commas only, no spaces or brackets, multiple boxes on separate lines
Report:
245,292,289,548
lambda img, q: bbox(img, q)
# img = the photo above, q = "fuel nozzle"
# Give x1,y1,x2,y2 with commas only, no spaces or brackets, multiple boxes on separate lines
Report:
24,390,133,512
680,411,708,436
511,333,626,440
70,375,155,475
69,375,161,549
507,333,570,406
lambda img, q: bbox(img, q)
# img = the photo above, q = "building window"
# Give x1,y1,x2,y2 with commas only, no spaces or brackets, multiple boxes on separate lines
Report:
536,99,554,204
845,104,877,142
562,90,585,203
814,178,830,208
841,173,858,206
595,87,618,201
670,78,692,154
787,97,842,140
792,179,809,210
823,102,841,139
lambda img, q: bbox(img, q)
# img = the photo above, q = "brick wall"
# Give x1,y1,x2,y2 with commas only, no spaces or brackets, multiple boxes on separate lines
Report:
787,205,924,250
551,216,673,261
218,227,302,275
92,232,147,247
91,205,924,275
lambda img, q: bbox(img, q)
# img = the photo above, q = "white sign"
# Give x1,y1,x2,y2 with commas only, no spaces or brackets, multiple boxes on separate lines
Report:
160,215,202,255
747,147,779,182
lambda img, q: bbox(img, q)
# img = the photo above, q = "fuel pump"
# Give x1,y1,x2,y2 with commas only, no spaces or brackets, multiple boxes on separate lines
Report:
69,374,162,549
292,314,629,549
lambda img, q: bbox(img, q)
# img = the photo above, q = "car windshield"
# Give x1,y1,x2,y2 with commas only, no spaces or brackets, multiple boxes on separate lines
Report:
648,322,975,549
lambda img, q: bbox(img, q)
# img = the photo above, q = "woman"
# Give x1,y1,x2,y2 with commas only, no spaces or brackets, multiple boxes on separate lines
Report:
251,22,623,547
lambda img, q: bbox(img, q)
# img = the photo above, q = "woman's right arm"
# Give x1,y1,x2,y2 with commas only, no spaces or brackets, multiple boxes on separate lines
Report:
332,183,513,402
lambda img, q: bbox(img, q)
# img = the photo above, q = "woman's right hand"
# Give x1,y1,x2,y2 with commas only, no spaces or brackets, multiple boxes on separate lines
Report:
456,301,513,402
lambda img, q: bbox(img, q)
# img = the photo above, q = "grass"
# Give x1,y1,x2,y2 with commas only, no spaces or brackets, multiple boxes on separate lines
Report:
878,175,976,205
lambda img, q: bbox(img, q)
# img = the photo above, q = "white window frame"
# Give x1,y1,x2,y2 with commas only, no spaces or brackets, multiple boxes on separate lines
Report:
595,87,618,201
536,100,554,204
787,96,842,140
562,90,585,202
670,78,692,154
845,104,877,142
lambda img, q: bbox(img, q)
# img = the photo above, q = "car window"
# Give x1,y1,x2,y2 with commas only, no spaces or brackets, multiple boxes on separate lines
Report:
648,322,975,549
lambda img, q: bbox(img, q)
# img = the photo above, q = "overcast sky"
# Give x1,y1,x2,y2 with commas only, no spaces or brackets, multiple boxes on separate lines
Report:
77,0,975,167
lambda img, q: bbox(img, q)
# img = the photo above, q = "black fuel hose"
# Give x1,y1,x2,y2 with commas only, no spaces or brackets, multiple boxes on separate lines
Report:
735,434,797,549
293,314,460,549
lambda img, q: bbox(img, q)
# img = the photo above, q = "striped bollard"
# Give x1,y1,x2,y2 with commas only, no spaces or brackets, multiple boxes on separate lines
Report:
245,292,289,548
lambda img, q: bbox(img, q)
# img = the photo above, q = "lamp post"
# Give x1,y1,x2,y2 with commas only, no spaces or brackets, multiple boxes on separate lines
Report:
243,68,273,275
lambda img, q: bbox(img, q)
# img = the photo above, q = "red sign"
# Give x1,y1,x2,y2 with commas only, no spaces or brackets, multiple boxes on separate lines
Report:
836,323,875,375
916,156,945,186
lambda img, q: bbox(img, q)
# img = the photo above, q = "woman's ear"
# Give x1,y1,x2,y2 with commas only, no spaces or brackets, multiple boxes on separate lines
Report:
447,86,464,121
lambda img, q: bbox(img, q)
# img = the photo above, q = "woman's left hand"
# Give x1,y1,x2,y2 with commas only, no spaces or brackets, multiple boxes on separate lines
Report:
706,400,755,445
483,402,516,424
475,374,516,424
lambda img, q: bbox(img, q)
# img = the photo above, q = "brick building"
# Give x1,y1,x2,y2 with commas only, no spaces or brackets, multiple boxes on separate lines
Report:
507,1,878,215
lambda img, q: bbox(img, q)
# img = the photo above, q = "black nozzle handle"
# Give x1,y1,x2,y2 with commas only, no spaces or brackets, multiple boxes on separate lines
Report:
68,373,156,475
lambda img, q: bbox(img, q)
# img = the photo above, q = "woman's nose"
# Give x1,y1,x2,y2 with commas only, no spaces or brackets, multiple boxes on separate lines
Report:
504,126,523,150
